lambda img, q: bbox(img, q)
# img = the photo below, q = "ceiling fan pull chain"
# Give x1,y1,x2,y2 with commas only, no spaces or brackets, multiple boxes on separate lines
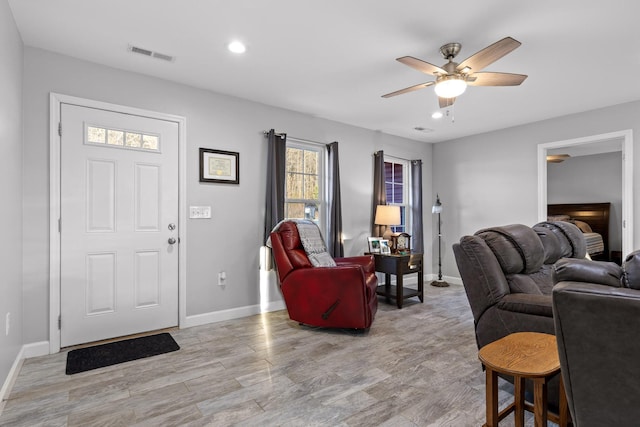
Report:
446,106,455,123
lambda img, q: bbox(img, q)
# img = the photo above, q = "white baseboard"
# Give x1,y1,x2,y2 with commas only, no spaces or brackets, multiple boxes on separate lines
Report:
183,300,287,329
0,346,24,405
23,341,50,358
0,341,50,409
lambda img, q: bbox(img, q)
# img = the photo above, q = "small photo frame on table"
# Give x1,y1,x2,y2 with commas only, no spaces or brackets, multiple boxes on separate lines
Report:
367,237,381,253
199,148,239,184
380,239,391,254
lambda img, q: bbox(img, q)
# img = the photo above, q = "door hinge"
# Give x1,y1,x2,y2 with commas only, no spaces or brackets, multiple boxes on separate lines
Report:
58,122,62,136
58,315,61,330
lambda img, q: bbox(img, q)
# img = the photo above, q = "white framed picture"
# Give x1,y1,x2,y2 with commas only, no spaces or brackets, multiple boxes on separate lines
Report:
380,239,391,254
367,237,381,253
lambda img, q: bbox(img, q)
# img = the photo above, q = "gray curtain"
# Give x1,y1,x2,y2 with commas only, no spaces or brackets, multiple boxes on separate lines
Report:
327,142,343,257
411,159,424,253
371,150,387,237
263,129,287,243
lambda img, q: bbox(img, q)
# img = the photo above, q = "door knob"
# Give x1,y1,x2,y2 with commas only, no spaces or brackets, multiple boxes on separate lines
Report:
168,237,177,245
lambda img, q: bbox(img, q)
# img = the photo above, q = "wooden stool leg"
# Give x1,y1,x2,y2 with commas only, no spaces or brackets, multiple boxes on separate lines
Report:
559,375,569,427
485,367,499,427
514,376,525,427
533,378,548,427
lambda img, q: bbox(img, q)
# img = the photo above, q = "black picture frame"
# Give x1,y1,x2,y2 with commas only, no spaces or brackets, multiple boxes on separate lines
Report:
199,148,239,184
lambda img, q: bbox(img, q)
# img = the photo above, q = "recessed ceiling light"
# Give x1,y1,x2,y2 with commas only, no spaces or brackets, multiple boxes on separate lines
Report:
432,111,444,119
227,41,246,54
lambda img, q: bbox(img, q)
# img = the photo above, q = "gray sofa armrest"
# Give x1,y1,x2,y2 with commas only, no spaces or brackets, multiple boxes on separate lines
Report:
554,280,640,299
496,293,553,317
553,258,622,288
552,281,640,425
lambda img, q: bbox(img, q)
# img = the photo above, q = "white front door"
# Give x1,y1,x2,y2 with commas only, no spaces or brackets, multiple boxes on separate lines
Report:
60,103,179,347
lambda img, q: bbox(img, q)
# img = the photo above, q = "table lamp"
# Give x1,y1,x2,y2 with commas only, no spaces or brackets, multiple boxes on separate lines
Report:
375,205,401,241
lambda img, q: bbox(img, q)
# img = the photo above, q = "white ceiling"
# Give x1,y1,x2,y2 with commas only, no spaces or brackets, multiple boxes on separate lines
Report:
8,0,640,143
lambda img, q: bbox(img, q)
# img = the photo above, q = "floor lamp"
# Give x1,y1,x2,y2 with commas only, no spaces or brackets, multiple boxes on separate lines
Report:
431,194,449,287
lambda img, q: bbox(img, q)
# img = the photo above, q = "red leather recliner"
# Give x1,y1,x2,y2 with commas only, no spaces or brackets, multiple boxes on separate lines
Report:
270,221,378,329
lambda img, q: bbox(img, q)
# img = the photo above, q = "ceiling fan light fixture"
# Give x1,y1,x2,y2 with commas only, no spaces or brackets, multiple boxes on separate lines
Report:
547,154,571,163
434,76,467,98
227,41,246,54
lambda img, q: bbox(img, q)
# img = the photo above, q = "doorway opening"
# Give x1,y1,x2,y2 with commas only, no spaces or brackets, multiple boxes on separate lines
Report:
537,130,633,257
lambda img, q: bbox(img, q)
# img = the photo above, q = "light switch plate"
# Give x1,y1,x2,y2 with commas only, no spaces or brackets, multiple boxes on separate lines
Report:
189,206,211,219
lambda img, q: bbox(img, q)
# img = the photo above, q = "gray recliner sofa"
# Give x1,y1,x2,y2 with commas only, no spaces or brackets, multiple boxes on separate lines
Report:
553,250,640,426
453,221,585,350
453,221,586,410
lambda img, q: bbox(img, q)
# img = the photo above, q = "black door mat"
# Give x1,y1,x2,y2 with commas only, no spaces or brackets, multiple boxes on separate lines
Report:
66,332,180,375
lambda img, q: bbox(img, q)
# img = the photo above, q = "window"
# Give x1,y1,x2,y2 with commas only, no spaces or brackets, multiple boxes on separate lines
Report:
384,158,410,233
285,142,325,231
86,124,160,152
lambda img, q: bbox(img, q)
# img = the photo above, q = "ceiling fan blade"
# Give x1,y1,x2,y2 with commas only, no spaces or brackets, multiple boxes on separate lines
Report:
438,97,456,108
397,56,447,76
467,72,527,86
382,81,435,98
457,37,521,73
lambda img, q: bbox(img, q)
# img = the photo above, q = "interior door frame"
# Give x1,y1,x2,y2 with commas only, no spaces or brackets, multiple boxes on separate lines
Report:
537,129,633,256
49,93,187,354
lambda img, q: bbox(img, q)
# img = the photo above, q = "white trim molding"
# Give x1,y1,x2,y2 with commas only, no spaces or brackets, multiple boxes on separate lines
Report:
49,93,187,354
0,342,49,413
0,347,24,405
183,302,287,329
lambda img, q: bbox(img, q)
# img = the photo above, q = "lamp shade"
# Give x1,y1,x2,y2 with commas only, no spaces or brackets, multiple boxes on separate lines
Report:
434,76,467,98
375,205,401,226
432,195,442,214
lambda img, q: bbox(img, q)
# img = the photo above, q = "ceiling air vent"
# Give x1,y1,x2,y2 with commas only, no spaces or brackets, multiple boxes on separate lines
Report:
128,45,175,62
414,127,434,133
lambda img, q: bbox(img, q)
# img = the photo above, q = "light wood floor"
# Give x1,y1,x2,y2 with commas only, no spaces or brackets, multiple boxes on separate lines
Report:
0,285,550,426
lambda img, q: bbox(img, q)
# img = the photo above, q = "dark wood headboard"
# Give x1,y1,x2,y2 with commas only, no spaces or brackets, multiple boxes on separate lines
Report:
547,202,610,258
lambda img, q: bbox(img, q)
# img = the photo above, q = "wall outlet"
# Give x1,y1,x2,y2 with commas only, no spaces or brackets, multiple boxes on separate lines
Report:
5,312,10,336
218,271,226,287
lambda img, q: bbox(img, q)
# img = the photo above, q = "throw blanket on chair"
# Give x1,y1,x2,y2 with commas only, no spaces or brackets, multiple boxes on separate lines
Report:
268,220,336,267
295,221,337,267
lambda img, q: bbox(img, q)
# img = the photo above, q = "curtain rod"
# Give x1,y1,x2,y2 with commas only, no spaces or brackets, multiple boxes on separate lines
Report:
375,152,419,163
263,131,326,147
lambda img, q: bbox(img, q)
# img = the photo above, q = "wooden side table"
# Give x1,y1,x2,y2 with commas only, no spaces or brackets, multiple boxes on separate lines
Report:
372,252,423,308
478,332,569,427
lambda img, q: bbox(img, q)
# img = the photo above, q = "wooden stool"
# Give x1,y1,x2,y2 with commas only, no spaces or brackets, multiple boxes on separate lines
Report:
478,332,569,427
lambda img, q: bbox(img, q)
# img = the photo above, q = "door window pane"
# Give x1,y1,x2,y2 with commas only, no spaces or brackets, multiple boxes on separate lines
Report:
142,135,159,150
107,130,124,146
126,133,142,148
87,126,106,144
85,124,160,152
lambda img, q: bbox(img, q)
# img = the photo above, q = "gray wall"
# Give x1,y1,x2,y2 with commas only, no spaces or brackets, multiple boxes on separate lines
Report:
21,47,433,343
434,100,640,278
0,0,23,389
548,151,623,253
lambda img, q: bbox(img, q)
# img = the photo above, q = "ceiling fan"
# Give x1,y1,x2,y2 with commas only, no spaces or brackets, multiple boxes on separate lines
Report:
382,37,527,108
